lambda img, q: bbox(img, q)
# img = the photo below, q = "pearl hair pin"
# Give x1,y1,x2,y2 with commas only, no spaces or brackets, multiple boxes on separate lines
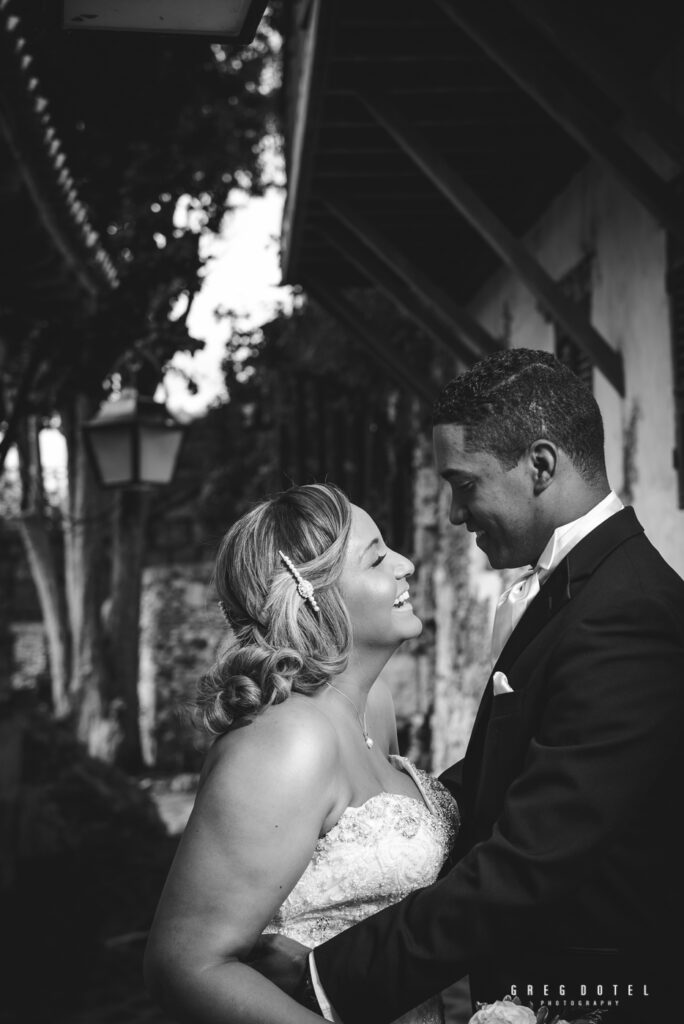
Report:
279,550,321,614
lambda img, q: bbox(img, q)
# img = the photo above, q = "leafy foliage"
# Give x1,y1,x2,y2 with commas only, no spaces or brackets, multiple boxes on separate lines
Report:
2,703,176,1021
1,2,283,421
0,5,285,761
156,288,433,550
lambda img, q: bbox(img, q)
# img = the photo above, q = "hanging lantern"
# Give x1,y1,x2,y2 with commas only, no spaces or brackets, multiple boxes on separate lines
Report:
82,387,186,489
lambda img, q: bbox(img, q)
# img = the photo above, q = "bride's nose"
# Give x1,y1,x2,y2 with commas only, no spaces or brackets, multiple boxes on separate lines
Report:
394,553,414,579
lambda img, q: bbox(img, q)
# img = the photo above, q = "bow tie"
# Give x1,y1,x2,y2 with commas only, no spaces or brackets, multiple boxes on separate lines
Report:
490,565,543,666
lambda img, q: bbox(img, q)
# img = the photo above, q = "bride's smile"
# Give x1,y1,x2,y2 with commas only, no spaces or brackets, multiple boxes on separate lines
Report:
339,505,423,653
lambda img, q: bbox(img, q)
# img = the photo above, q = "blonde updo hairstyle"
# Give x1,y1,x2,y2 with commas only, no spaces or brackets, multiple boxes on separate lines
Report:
195,483,354,735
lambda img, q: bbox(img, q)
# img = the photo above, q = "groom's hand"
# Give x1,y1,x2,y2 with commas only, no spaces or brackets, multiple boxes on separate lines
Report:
247,933,311,995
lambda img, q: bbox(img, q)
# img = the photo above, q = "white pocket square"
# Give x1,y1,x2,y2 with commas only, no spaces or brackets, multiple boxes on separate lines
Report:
493,671,513,695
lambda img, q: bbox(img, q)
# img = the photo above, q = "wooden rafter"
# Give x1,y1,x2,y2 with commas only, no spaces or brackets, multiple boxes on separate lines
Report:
317,220,471,368
322,195,501,364
432,0,684,247
303,277,435,406
280,0,340,282
509,0,684,168
358,84,625,395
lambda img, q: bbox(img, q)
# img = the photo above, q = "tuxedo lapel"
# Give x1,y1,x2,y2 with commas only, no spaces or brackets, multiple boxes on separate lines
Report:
463,567,570,796
493,507,644,678
463,508,645,801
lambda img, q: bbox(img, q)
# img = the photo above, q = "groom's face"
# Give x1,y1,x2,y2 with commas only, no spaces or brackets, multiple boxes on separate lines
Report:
433,423,540,570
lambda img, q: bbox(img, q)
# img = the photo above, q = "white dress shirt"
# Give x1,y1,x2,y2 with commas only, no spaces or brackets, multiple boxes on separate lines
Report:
309,952,340,1021
490,490,624,665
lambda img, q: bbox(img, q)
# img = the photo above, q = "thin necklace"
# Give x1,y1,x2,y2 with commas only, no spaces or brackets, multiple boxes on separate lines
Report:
325,681,374,749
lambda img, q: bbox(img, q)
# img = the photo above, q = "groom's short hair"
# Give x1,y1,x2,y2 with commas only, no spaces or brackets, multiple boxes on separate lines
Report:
433,348,607,481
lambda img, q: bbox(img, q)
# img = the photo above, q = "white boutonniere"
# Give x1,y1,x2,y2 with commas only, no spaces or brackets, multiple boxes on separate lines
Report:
492,671,513,695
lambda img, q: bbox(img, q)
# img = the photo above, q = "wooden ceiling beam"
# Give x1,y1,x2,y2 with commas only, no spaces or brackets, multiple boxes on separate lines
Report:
318,208,455,219
318,220,473,367
323,118,543,131
509,0,684,167
281,0,340,283
303,276,435,407
433,0,684,246
330,54,471,64
327,84,510,97
319,130,568,148
358,85,625,395
323,194,501,364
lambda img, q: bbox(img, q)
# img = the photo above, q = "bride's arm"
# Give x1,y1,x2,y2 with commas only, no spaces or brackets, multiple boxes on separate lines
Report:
144,699,339,1024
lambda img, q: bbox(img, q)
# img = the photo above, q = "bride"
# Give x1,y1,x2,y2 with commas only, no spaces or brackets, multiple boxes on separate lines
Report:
144,483,459,1024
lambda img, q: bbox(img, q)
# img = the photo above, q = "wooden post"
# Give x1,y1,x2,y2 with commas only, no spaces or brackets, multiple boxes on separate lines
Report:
0,712,23,892
315,376,328,482
107,488,151,773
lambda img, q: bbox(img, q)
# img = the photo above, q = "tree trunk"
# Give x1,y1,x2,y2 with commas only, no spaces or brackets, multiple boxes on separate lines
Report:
107,488,151,772
12,393,156,771
16,514,70,717
60,395,113,756
14,417,71,716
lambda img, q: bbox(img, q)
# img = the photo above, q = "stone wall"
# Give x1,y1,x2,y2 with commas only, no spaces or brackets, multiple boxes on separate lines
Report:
137,548,448,771
406,433,505,776
0,519,47,694
138,561,221,770
8,622,49,692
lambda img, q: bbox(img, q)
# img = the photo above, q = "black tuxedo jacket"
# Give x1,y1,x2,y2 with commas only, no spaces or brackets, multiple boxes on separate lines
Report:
314,509,684,1023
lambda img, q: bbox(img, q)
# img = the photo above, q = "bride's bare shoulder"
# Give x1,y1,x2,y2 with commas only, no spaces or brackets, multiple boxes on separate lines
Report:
199,693,340,799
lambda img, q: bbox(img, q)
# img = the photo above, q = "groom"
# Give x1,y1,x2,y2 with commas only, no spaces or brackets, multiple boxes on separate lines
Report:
261,349,684,1022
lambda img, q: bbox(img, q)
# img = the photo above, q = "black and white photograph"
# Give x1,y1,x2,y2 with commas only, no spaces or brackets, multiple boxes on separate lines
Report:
1,3,683,1023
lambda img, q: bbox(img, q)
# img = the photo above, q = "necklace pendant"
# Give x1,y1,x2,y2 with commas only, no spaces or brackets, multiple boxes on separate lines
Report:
365,735,374,749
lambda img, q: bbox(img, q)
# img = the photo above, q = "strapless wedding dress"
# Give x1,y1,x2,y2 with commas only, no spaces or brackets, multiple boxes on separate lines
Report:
264,754,460,1024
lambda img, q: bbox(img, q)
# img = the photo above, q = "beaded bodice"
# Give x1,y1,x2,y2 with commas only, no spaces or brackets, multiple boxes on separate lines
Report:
263,755,459,1024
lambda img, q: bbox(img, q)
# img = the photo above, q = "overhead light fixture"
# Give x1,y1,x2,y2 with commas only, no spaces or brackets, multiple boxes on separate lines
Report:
62,0,268,42
82,388,186,489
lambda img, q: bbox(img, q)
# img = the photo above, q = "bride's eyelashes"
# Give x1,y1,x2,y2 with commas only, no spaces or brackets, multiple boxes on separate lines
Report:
371,552,387,568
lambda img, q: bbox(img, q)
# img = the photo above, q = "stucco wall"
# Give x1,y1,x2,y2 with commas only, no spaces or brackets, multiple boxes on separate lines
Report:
469,162,683,573
425,151,684,772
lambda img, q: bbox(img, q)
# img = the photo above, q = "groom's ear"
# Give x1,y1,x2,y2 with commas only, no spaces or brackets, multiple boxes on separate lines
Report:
528,440,557,494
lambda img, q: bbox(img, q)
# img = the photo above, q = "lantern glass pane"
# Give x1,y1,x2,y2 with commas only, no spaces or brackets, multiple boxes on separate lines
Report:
63,0,254,35
138,426,184,484
89,428,134,485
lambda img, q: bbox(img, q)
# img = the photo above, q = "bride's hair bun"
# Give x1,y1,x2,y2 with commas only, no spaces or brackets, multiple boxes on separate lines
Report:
194,484,353,736
196,646,303,732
